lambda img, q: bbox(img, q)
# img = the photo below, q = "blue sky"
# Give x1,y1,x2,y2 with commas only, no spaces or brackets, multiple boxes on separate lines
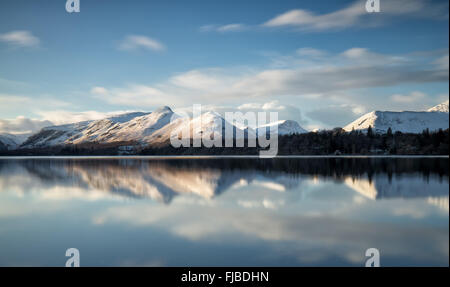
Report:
0,0,448,133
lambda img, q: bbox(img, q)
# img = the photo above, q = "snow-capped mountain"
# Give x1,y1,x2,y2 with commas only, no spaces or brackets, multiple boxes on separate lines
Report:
428,100,449,113
20,109,174,148
256,120,308,136
5,100,448,151
0,133,30,150
344,101,449,134
144,110,256,146
21,106,306,150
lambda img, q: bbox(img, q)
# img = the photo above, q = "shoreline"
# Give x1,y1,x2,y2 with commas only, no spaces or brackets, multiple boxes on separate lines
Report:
0,155,448,160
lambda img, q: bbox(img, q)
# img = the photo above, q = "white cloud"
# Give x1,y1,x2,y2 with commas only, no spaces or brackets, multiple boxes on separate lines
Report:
296,48,326,58
237,100,307,127
88,48,448,111
2,48,440,131
0,94,70,117
434,54,449,71
0,30,40,47
0,109,149,134
118,35,165,52
170,69,228,90
263,0,448,31
217,24,245,32
90,86,109,96
307,104,367,129
391,91,427,103
200,23,246,32
0,116,52,134
169,101,307,128
199,25,216,32
341,47,373,59
35,110,140,126
90,84,181,107
0,94,31,106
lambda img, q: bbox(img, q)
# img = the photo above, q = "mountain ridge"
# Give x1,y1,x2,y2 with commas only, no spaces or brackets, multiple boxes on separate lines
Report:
343,100,449,134
17,107,307,150
1,101,449,151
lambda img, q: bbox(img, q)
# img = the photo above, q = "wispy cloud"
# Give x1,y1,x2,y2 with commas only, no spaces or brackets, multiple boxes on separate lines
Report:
0,30,40,48
200,23,247,32
263,0,448,31
35,110,140,126
296,48,326,58
0,109,144,134
90,84,180,107
0,116,51,134
0,93,71,123
1,47,447,131
217,23,245,32
90,86,109,96
118,35,165,52
307,104,367,129
434,54,449,71
391,91,427,103
88,47,448,115
200,1,448,34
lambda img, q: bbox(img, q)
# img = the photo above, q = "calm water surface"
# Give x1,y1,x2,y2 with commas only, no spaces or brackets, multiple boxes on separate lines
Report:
0,157,448,266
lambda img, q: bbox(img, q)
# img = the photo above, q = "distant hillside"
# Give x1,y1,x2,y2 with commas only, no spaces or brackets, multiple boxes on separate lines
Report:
343,100,449,134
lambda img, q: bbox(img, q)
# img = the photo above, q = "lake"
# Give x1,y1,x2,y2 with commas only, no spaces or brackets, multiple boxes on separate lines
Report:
0,157,448,266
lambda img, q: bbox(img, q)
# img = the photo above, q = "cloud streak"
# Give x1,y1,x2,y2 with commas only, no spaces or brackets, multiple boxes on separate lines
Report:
391,91,427,103
206,0,449,33
263,0,448,31
200,23,247,32
90,47,448,109
0,30,40,48
0,117,52,134
119,35,165,52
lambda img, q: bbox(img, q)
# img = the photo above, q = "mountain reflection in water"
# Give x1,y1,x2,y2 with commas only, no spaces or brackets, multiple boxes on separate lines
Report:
0,158,448,203
0,157,448,267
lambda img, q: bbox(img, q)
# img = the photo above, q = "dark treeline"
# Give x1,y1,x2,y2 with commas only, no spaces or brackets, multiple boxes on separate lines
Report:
1,128,448,156
143,128,450,155
276,127,449,155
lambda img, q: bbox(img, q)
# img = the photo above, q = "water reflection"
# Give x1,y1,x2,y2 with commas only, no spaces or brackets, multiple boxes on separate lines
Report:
0,158,448,266
0,158,448,202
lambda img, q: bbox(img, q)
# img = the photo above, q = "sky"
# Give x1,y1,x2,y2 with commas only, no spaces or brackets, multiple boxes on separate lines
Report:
0,0,449,134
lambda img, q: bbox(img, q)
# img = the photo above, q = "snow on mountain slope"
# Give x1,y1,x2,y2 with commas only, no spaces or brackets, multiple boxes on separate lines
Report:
92,106,172,143
145,111,256,145
20,107,260,149
428,100,449,113
343,110,449,134
189,111,254,140
106,112,149,123
0,133,30,150
256,120,308,136
344,100,449,134
21,111,153,148
13,100,448,150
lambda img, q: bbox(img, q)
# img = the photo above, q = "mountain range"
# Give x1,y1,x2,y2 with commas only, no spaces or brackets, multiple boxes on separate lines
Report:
344,100,449,134
0,100,448,151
